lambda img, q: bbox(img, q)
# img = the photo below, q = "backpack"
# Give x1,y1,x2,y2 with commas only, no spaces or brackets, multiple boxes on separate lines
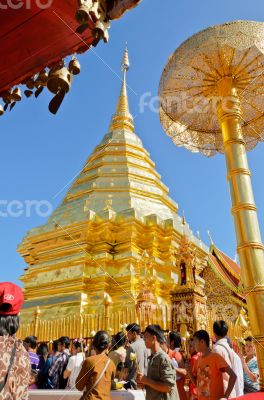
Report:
58,353,70,389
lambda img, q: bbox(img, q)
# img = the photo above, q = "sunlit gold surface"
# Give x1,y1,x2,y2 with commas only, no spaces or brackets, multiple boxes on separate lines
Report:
159,21,264,389
217,84,264,387
159,21,264,157
18,49,208,338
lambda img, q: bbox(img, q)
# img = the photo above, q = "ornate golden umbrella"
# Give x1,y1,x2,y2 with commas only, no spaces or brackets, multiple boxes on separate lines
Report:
159,20,264,388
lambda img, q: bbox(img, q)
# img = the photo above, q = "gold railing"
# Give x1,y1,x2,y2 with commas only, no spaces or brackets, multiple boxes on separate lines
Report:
18,305,246,344
17,307,139,341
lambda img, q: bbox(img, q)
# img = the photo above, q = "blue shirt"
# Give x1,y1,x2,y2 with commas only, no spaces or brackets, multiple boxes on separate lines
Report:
244,356,260,393
28,351,40,369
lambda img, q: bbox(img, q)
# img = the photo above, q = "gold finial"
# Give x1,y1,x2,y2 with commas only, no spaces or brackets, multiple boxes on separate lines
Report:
121,45,130,71
109,45,134,133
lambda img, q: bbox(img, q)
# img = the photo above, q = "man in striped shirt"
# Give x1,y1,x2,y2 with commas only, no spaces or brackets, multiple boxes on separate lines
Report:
48,336,71,389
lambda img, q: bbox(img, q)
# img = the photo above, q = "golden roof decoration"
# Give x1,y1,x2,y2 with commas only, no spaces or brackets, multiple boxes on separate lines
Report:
109,46,135,133
159,20,264,156
19,48,208,259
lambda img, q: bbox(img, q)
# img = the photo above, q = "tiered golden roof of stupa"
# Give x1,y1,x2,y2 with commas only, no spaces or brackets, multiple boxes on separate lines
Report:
23,48,207,240
18,48,208,339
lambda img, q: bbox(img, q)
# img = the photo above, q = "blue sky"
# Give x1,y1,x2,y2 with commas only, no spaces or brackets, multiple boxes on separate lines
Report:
1,0,264,285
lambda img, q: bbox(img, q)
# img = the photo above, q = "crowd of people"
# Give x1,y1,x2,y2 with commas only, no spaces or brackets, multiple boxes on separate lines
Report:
0,282,262,400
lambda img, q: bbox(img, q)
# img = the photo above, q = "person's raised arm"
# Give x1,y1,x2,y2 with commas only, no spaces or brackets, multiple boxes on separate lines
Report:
185,360,197,386
63,369,71,379
220,365,237,399
241,358,259,382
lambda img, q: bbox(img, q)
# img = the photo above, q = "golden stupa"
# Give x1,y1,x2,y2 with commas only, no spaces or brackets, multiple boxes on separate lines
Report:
17,49,247,341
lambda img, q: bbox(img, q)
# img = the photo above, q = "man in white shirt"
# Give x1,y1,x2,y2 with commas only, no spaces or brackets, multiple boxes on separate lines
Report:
213,320,244,397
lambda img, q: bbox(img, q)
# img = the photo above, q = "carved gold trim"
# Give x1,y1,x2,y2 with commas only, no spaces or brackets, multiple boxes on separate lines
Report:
227,168,251,180
223,138,246,146
207,256,240,295
65,187,178,211
237,242,264,251
231,203,257,214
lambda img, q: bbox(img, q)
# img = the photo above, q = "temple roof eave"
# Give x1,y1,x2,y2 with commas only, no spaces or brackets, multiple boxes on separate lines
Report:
209,244,240,279
208,253,243,297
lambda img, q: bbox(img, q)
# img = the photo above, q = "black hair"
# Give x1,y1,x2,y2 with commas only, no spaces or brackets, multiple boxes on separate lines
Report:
72,341,82,350
52,339,59,353
0,303,13,314
24,335,38,349
193,330,210,347
0,315,19,336
37,342,49,357
145,324,165,344
126,323,141,335
245,336,254,342
92,331,110,352
58,336,70,349
169,331,181,348
213,320,228,338
160,335,167,345
116,362,124,372
115,331,126,348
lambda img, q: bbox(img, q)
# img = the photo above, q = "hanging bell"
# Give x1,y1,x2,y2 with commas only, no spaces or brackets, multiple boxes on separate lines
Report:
1,90,11,102
25,77,35,89
1,90,11,111
76,0,93,24
89,1,100,23
47,63,72,94
0,104,4,116
92,20,109,45
47,63,72,114
11,87,22,102
35,70,48,87
69,57,81,75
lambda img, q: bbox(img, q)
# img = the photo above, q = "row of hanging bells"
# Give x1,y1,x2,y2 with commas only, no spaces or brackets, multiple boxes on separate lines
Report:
0,57,81,116
0,1,110,117
75,0,109,44
0,87,22,115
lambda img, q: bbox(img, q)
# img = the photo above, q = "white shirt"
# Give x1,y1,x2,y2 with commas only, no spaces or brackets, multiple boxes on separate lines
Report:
213,338,244,397
232,350,244,396
66,352,85,390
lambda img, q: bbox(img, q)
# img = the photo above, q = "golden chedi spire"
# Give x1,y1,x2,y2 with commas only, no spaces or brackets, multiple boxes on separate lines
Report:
109,46,135,133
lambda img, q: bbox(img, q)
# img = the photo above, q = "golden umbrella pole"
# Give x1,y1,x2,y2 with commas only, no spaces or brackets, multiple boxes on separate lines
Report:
217,77,264,386
159,21,264,389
